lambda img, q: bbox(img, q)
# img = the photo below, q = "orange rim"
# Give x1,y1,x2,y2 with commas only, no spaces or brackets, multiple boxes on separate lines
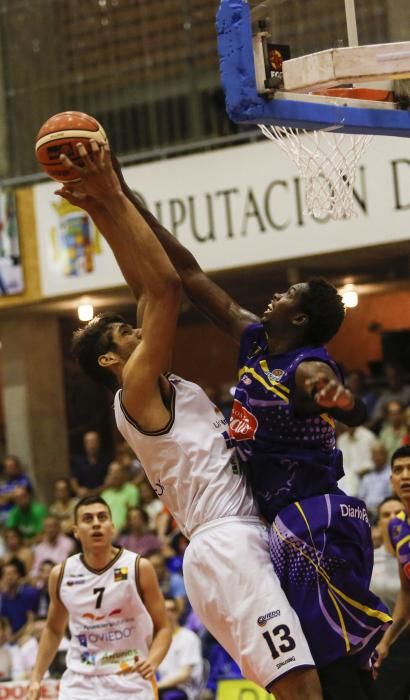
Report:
312,87,394,102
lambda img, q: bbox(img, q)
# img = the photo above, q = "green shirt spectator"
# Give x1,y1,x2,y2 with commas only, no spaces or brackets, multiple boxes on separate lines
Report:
5,487,47,541
101,461,139,531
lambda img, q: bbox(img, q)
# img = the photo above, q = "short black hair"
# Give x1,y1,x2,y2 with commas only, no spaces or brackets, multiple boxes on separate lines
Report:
3,556,26,579
391,445,410,467
71,312,125,391
74,495,112,523
299,278,345,344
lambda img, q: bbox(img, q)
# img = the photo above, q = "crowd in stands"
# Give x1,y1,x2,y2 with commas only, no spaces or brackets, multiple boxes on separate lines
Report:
0,362,408,697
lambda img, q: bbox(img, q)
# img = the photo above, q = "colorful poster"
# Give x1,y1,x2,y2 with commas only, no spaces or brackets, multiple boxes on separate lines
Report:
0,189,24,296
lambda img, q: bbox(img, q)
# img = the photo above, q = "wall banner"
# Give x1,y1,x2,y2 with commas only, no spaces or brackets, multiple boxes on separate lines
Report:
33,136,410,298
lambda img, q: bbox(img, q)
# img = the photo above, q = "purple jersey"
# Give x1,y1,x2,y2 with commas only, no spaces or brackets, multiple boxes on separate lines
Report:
389,511,410,580
230,323,344,521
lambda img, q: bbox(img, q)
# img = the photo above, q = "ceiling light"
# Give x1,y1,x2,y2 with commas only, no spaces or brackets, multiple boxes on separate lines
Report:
341,284,358,309
78,303,94,322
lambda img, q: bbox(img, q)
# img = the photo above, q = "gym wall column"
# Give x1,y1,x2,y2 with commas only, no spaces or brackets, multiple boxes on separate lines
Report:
1,315,69,504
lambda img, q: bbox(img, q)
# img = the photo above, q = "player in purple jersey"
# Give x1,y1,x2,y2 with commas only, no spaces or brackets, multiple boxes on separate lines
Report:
109,159,391,699
374,446,410,698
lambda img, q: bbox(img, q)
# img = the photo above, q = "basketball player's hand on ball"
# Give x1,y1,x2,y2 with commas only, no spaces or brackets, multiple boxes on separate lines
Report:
58,140,122,203
306,373,354,410
55,184,100,216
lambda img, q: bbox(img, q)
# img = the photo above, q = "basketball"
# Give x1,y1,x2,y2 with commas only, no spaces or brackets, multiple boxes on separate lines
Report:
35,111,108,182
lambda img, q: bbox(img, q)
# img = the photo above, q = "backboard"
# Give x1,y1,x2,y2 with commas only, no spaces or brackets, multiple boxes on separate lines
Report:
216,0,410,136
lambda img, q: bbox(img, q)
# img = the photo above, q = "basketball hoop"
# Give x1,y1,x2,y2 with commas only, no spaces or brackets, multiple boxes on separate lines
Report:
259,123,372,220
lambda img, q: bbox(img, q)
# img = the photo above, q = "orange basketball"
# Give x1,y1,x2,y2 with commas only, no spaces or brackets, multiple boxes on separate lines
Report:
35,111,108,182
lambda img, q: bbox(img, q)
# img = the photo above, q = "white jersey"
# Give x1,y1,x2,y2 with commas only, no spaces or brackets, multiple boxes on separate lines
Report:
58,549,153,677
114,374,258,538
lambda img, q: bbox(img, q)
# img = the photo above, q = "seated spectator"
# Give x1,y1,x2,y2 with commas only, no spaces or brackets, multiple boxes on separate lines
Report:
149,551,188,618
3,528,33,576
30,517,73,578
5,487,47,543
0,456,32,525
370,363,410,426
337,424,377,496
101,461,139,532
116,441,145,486
357,442,392,522
70,430,112,498
139,479,164,530
379,400,407,461
371,496,404,611
402,406,410,447
204,637,243,696
346,370,378,419
0,616,13,681
48,479,78,535
157,597,203,700
35,560,54,619
117,506,163,556
0,559,39,637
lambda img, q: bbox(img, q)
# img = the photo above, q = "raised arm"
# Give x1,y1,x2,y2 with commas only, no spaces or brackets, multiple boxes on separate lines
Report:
111,155,258,343
27,565,69,700
58,142,181,425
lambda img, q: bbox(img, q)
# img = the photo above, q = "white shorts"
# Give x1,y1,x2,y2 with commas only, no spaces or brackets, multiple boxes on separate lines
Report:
59,669,155,699
183,516,314,689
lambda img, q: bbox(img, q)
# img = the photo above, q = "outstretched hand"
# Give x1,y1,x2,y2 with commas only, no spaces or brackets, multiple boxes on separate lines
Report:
56,140,122,203
305,372,354,410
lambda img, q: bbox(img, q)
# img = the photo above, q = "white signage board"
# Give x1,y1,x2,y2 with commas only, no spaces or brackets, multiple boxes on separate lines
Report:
33,136,410,298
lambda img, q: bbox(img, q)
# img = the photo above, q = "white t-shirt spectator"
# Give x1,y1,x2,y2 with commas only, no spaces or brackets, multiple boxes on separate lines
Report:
337,426,377,496
158,627,203,700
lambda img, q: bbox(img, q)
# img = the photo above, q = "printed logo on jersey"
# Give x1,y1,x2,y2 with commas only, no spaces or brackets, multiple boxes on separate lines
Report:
114,567,128,582
392,525,402,539
67,579,86,586
229,399,258,441
81,651,96,666
101,648,140,666
265,368,285,383
77,634,88,647
81,608,122,622
241,374,252,386
257,610,281,626
79,625,136,644
403,561,410,580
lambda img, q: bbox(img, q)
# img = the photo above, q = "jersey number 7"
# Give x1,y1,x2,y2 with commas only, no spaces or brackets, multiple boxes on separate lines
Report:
94,587,105,609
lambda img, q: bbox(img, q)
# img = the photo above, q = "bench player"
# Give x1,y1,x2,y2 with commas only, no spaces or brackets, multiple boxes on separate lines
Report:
27,496,171,699
57,141,323,700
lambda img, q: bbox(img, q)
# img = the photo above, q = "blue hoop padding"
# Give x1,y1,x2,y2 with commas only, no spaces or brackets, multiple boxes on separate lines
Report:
216,0,410,137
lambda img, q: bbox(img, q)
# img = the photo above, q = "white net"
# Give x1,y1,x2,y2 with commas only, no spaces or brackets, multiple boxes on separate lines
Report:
259,125,373,220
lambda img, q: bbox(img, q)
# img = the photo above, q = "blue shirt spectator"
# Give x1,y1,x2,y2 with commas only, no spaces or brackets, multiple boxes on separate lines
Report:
0,560,40,634
0,455,32,524
205,639,243,693
70,431,111,495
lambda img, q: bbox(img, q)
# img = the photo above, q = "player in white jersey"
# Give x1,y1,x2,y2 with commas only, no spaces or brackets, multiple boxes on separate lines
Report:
27,496,171,700
55,141,323,699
